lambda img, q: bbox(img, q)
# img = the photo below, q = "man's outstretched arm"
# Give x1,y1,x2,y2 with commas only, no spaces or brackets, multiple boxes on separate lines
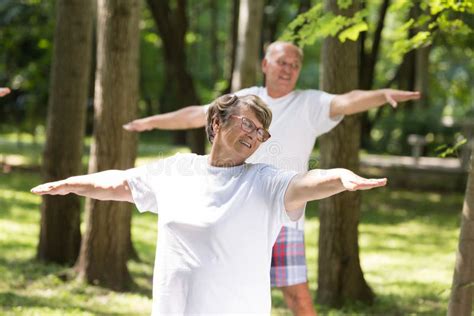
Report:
123,105,207,132
330,89,421,118
284,168,387,212
31,170,133,203
0,87,11,97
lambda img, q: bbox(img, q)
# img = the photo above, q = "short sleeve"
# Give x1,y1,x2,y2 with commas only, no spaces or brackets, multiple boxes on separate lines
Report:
305,90,343,136
202,87,261,115
257,165,302,225
202,104,210,114
127,153,197,214
126,157,172,214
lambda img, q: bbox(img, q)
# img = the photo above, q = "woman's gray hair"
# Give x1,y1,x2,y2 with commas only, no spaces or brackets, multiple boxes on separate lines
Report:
205,94,272,143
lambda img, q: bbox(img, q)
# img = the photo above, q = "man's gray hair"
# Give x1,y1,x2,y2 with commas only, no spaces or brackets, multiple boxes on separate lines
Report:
264,41,304,61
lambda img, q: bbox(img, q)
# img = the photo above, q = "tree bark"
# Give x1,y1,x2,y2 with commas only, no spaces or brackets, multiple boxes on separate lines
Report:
448,153,474,316
75,0,140,291
359,0,390,149
209,0,219,84
317,0,375,307
298,0,312,14
261,0,284,48
147,0,205,154
222,0,240,94
415,45,430,108
414,3,431,110
231,0,264,92
359,0,390,91
37,0,93,265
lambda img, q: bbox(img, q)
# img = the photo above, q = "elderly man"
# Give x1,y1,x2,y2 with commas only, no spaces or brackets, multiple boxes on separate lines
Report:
32,94,386,315
123,41,419,314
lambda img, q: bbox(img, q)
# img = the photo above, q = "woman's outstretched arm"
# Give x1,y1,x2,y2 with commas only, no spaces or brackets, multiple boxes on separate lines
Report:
285,168,387,211
31,170,134,203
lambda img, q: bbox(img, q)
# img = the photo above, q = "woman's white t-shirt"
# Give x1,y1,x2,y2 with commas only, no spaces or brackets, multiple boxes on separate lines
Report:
127,153,301,315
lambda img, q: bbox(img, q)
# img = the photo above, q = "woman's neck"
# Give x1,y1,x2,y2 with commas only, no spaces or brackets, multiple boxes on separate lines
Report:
208,146,245,167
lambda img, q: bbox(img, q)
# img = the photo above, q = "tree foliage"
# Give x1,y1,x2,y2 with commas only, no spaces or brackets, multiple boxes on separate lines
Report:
0,0,54,135
281,0,472,54
281,0,473,156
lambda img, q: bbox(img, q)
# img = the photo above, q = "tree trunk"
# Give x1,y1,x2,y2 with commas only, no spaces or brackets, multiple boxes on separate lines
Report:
448,153,474,316
359,0,390,149
37,0,93,265
231,0,264,92
75,0,140,291
297,0,312,14
209,0,219,84
359,0,390,91
222,0,240,94
147,0,205,154
261,0,284,48
317,0,375,307
397,3,417,95
415,45,430,108
414,3,431,110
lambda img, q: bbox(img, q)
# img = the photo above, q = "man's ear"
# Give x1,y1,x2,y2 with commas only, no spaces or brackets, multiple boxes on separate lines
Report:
261,58,268,74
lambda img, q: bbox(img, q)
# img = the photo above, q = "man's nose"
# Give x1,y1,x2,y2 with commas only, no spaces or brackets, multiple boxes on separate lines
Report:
281,65,292,73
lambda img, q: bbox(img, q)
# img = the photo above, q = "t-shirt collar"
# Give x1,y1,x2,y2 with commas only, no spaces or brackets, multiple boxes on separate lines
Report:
264,87,295,103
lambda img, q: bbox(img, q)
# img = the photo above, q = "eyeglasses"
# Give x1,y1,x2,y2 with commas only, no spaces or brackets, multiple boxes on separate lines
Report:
276,59,300,70
230,115,271,143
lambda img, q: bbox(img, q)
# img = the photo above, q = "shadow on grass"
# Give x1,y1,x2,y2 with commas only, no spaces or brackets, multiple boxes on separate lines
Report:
0,290,121,315
310,290,446,316
272,288,436,316
362,188,462,226
0,255,153,298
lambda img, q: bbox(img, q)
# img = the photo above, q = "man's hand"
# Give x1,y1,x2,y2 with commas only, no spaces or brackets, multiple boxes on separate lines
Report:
383,89,421,108
0,87,11,97
123,119,149,132
123,106,207,132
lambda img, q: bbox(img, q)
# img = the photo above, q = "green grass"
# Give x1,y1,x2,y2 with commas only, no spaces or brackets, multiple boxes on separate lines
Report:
0,134,465,315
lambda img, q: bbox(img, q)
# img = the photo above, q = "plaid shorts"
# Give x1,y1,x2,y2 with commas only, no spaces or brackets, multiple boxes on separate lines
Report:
270,226,307,287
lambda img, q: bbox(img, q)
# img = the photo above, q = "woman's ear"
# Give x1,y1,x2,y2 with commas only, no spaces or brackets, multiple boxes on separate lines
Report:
212,116,220,134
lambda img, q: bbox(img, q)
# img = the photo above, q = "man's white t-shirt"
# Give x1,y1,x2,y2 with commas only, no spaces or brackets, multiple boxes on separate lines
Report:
207,87,343,230
127,153,301,315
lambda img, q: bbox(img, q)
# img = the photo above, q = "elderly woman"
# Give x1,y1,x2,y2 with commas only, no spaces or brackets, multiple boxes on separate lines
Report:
31,94,386,315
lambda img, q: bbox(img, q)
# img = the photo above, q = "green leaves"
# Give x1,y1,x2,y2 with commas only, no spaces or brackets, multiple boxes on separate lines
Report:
337,0,353,10
389,31,432,64
338,21,368,43
281,0,472,53
280,4,369,47
435,138,467,158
